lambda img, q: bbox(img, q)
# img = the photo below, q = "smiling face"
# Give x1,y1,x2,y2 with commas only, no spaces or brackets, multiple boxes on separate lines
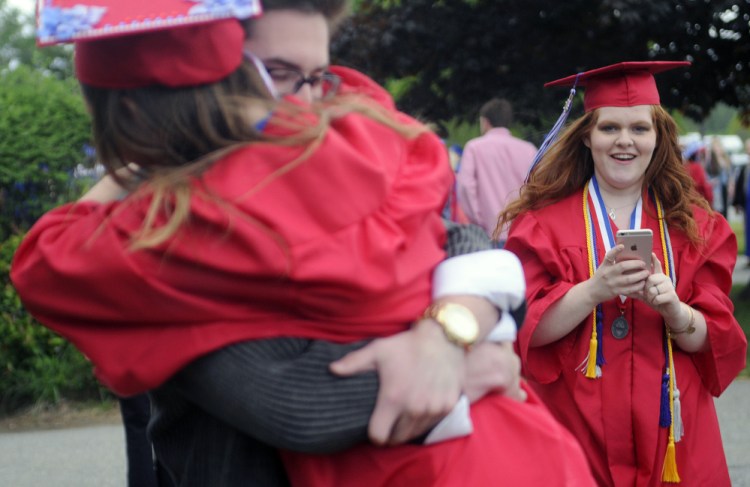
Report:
584,105,657,194
244,10,330,103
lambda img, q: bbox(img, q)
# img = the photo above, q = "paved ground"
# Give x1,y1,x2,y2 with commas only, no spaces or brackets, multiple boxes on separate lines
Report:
717,379,750,486
0,423,126,487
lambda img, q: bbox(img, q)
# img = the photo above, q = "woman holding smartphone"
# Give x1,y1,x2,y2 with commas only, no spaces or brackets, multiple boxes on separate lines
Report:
498,61,747,486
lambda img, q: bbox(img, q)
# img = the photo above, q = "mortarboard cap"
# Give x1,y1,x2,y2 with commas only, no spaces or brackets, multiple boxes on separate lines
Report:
525,60,690,179
36,0,263,89
545,61,690,112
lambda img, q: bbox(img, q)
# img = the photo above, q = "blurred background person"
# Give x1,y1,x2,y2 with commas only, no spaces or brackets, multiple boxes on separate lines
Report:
682,140,714,206
456,98,536,246
706,136,732,218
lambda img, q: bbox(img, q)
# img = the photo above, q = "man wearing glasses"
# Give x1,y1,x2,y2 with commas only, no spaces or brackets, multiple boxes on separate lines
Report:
244,5,342,102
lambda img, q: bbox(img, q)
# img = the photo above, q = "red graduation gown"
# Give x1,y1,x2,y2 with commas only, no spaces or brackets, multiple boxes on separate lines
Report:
505,189,747,487
11,67,451,396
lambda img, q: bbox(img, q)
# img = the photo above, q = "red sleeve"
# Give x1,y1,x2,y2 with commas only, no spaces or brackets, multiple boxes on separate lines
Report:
504,208,581,383
679,209,747,395
329,65,396,110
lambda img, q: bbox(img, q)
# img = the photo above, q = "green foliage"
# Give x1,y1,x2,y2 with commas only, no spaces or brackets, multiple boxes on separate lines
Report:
442,118,478,148
670,110,701,135
0,234,107,415
0,66,92,239
727,114,750,142
0,2,105,414
702,103,740,134
333,0,750,127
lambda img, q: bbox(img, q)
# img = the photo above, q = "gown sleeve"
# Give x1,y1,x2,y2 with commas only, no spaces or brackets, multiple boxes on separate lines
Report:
679,209,747,396
504,210,582,383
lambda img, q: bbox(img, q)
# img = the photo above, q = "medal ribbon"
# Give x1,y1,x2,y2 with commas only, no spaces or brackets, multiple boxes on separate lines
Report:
579,177,643,378
589,176,643,250
589,176,643,303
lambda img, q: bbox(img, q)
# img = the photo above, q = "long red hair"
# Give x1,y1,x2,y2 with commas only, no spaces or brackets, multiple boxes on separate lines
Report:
495,106,712,245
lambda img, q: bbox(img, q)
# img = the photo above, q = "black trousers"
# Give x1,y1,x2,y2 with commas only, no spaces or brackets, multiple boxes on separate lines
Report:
119,394,173,487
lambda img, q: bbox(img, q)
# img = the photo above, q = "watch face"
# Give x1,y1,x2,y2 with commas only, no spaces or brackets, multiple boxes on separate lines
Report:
437,304,479,345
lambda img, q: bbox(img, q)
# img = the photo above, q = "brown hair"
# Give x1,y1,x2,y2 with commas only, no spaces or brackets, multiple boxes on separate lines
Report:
245,0,350,33
479,98,513,128
495,105,712,245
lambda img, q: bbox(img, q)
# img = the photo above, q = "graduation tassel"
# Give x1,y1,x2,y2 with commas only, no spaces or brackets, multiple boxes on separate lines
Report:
659,372,671,427
673,387,684,442
585,331,599,379
662,330,681,483
526,74,581,181
662,434,681,483
667,321,685,442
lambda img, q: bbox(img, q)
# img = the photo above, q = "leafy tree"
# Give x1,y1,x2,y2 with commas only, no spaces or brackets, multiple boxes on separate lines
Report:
333,0,750,136
0,65,91,239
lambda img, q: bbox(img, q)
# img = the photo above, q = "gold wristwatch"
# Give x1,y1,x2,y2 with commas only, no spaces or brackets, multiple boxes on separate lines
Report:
422,302,480,349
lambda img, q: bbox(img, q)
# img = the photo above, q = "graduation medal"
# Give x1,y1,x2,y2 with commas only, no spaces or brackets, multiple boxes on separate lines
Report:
611,315,629,339
611,295,630,339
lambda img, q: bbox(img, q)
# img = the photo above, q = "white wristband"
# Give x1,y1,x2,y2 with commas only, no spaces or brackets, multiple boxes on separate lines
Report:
433,249,525,311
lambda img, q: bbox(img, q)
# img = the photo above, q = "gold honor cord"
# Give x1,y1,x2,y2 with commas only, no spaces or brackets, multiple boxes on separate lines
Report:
656,196,680,483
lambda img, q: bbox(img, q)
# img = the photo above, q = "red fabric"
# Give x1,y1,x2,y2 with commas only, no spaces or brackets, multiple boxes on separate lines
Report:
75,19,245,88
11,69,451,395
505,190,747,487
686,161,714,206
282,383,595,487
330,65,397,109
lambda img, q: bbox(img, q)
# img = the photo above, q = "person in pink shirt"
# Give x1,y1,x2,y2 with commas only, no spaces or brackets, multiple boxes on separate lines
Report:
456,98,537,245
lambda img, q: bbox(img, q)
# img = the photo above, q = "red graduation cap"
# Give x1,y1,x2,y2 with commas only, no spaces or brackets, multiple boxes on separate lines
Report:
545,61,690,112
36,0,263,88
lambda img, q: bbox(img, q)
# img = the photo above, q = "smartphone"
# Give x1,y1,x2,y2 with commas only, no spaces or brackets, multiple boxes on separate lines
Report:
615,229,652,264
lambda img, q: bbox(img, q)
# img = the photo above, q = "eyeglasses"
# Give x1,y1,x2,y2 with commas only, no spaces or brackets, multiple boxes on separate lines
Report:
265,66,341,99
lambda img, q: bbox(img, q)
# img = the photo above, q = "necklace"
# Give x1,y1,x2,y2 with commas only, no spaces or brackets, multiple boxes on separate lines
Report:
607,201,639,220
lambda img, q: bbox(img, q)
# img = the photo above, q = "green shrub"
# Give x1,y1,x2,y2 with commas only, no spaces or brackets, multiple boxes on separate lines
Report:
0,234,108,415
0,66,93,240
